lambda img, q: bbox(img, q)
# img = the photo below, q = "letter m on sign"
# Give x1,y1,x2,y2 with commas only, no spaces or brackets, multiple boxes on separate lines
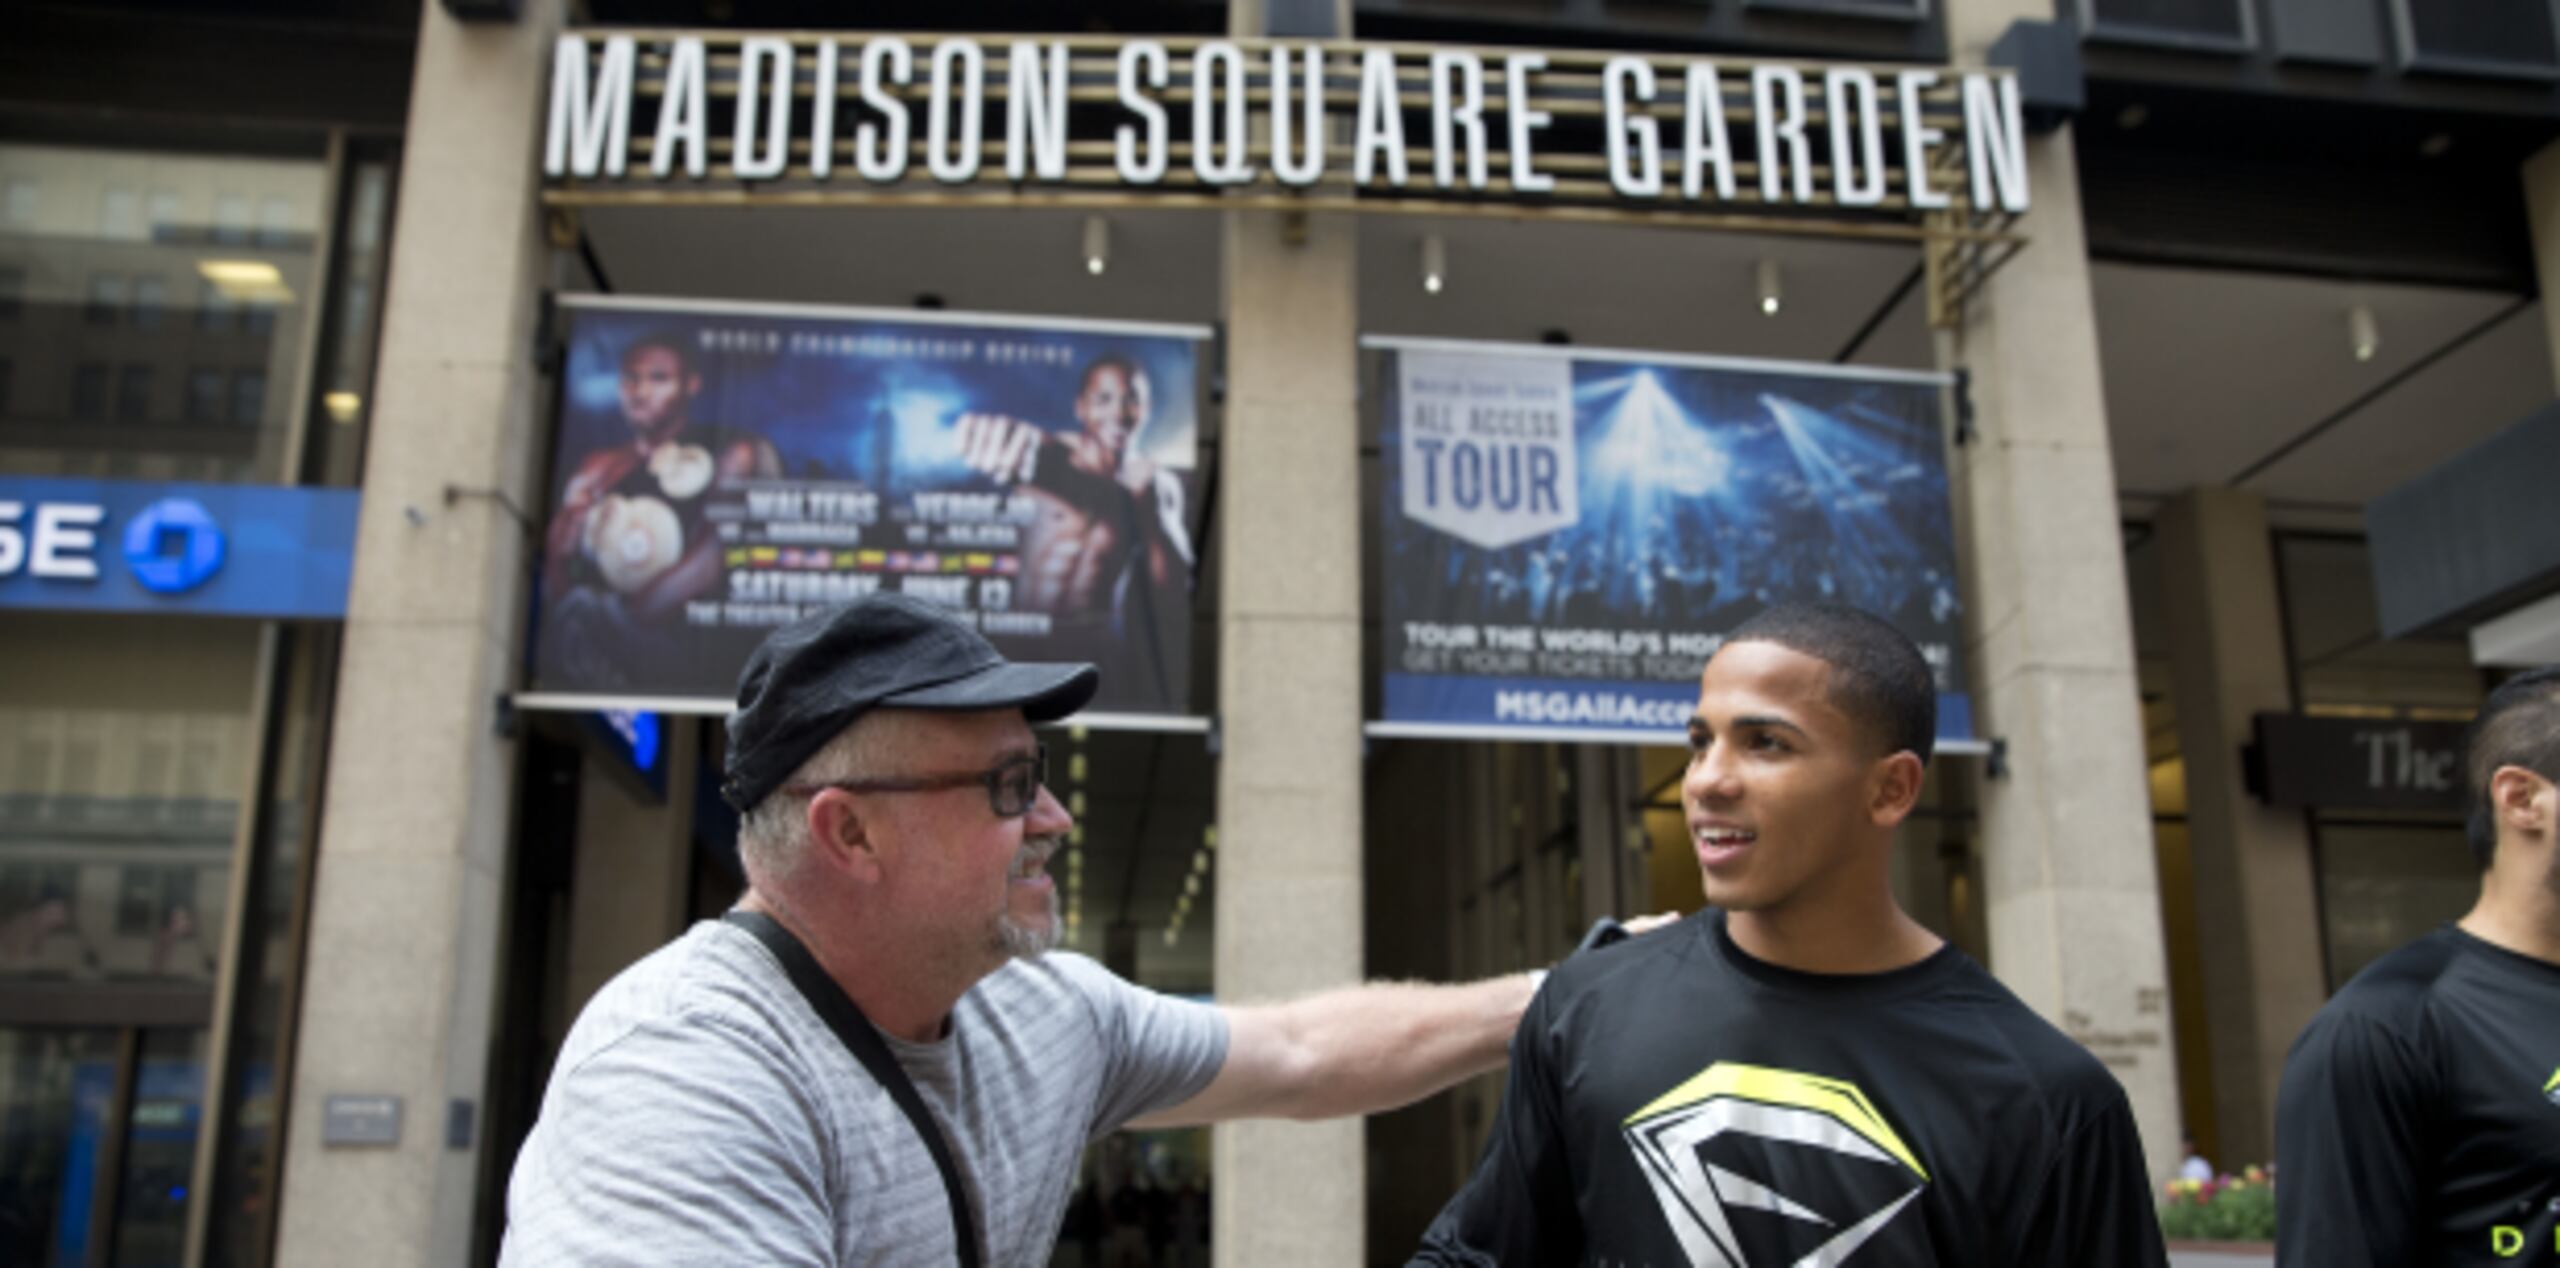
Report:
547,35,636,178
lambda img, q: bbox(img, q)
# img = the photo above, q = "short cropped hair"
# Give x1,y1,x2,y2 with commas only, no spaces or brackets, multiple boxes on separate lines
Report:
1080,354,1144,396
623,331,701,379
2463,664,2560,868
1720,602,1936,766
735,709,914,884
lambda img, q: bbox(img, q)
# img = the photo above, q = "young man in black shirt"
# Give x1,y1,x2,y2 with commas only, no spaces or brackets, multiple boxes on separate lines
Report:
2275,664,2560,1266
1414,602,2167,1266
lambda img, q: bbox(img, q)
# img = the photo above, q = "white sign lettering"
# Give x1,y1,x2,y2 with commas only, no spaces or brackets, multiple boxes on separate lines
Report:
539,36,2032,216
0,502,105,580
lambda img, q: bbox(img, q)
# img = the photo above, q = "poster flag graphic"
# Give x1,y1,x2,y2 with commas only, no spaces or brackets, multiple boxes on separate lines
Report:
1373,338,1974,744
533,297,1208,717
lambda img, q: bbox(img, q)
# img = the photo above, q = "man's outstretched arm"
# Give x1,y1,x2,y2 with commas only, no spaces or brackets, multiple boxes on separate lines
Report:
1128,974,1536,1127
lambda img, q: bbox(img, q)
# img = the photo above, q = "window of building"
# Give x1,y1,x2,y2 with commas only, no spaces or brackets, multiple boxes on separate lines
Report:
211,193,250,245
84,272,125,326
184,368,224,424
197,284,236,333
0,142,344,486
231,370,265,426
257,196,296,247
99,187,140,239
116,365,153,423
70,363,109,421
147,189,183,242
132,274,166,330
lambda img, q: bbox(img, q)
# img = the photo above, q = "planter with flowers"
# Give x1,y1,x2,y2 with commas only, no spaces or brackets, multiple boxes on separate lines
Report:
2159,1165,2276,1253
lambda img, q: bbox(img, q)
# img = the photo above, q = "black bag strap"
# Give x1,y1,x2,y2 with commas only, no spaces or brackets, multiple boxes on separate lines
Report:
723,909,982,1268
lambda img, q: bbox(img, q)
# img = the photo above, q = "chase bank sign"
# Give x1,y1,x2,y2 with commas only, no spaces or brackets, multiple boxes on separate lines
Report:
0,477,359,619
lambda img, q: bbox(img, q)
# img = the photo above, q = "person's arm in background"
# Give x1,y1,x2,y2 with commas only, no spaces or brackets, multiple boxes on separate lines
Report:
2273,1011,2431,1268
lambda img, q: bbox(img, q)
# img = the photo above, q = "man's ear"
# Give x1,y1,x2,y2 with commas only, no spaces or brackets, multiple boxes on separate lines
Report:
2490,765,2555,843
805,792,886,886
1868,751,1927,830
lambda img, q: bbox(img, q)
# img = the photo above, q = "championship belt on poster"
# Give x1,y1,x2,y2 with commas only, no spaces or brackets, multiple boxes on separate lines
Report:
1369,337,1973,745
532,297,1209,719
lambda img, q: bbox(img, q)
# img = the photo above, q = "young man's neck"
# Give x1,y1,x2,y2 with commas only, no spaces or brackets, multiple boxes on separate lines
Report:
1726,888,1943,976
737,887,986,1043
2456,842,2560,966
633,417,689,450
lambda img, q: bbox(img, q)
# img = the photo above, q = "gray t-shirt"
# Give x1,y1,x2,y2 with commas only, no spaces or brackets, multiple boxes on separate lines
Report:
499,920,1229,1266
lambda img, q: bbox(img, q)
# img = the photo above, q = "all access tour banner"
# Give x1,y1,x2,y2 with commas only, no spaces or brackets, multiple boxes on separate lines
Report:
533,296,1208,718
1368,337,1972,744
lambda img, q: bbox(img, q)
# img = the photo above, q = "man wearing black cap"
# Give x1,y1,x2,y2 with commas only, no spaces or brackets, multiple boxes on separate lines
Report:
499,594,1575,1265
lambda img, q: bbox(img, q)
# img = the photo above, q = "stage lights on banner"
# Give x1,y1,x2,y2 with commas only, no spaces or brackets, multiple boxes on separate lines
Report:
1082,216,1110,277
2348,303,2379,364
1756,258,1783,317
1421,234,1447,296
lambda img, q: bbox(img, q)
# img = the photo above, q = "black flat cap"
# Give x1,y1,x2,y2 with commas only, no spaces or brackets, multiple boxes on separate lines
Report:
721,593,1097,811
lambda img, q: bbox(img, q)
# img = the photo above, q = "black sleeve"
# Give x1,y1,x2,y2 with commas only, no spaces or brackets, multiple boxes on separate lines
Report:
2274,1011,2430,1268
1410,985,1582,1266
2014,1082,2169,1268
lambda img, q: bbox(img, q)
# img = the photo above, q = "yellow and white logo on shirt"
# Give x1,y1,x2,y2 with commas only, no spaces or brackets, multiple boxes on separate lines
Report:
1623,1063,1929,1268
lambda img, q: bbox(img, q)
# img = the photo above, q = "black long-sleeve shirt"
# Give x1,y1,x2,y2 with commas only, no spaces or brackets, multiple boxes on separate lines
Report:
1414,910,2168,1267
2275,925,2560,1267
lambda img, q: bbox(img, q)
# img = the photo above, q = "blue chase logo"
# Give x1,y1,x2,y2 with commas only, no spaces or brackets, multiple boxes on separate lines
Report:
121,498,226,594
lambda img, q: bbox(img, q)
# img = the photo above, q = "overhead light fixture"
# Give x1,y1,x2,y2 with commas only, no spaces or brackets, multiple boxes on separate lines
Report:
196,259,292,303
323,391,362,425
1420,233,1446,296
1082,215,1110,277
1756,259,1783,317
2349,304,2379,363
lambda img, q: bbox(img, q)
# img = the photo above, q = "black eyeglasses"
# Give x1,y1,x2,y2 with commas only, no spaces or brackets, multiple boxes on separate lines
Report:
784,743,1048,819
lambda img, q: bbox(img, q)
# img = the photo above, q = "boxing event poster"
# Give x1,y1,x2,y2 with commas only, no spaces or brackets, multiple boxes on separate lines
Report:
534,296,1208,717
1369,337,1973,744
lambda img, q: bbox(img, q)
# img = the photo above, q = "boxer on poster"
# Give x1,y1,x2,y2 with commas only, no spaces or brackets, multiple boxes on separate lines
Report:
540,332,782,686
954,354,1194,700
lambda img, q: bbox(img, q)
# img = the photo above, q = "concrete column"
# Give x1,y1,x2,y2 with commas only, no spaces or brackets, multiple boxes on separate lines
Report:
272,3,560,1265
1942,0,2183,1184
1211,203,1364,1268
2156,488,2323,1167
2523,143,2560,391
563,723,701,1017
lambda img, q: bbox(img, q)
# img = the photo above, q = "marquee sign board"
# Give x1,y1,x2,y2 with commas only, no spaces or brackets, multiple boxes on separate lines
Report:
539,34,2029,321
